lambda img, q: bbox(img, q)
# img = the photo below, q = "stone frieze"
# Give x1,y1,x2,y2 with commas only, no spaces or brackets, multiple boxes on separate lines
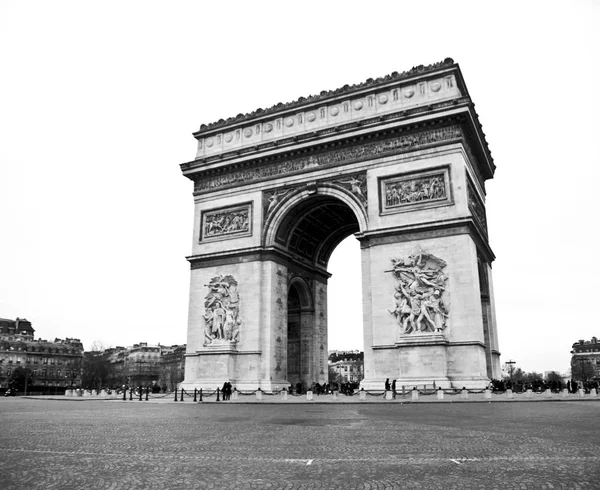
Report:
195,125,464,193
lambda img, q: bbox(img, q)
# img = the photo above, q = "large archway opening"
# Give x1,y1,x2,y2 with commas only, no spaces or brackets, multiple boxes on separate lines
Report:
270,188,365,390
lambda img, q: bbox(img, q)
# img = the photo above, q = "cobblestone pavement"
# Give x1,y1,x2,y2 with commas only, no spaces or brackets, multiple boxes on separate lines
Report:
1,399,599,489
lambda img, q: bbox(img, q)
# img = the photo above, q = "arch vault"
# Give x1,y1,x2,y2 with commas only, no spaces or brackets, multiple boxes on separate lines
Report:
179,59,501,391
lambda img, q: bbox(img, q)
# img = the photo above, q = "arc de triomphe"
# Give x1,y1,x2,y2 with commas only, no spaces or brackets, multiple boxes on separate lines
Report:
179,58,500,391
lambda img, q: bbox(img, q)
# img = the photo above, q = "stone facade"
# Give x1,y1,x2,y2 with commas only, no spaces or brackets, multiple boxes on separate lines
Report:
570,337,600,382
329,350,364,383
101,343,186,390
0,317,83,393
179,59,500,391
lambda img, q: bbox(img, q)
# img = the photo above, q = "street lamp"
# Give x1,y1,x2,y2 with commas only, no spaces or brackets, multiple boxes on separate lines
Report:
506,359,516,388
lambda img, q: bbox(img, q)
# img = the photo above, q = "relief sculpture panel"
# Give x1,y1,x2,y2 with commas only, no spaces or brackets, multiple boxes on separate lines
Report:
387,248,449,337
203,275,242,346
201,203,252,241
380,167,451,214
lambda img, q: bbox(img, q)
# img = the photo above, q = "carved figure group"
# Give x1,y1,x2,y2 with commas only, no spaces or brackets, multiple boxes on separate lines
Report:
204,210,249,238
388,249,449,335
203,275,241,344
385,175,445,208
338,175,367,203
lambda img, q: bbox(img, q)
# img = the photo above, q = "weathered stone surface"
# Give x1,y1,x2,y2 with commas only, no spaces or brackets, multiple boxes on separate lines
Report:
180,61,499,391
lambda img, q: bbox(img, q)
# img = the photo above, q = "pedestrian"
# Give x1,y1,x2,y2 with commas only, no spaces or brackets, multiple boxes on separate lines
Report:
392,379,397,399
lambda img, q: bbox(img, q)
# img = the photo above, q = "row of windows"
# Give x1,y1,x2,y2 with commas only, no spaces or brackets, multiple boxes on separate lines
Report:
0,368,74,378
0,357,79,365
0,344,80,354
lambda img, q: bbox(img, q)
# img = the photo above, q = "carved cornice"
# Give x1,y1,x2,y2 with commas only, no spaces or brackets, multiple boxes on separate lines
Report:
357,216,495,263
187,247,332,283
195,58,456,134
182,97,471,173
191,122,466,194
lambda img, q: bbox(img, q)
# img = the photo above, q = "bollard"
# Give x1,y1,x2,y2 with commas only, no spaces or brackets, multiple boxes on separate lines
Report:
411,387,419,401
332,390,338,401
460,387,468,400
139,388,143,401
180,388,184,402
525,389,532,398
484,388,492,400
174,388,178,402
232,389,238,401
216,388,220,402
437,387,444,400
385,390,394,400
561,388,568,398
145,387,149,401
256,388,263,401
123,389,127,401
578,389,584,398
199,388,203,402
506,389,514,399
129,389,133,401
544,389,552,398
359,389,366,401
306,390,313,401
591,388,598,397
193,388,197,402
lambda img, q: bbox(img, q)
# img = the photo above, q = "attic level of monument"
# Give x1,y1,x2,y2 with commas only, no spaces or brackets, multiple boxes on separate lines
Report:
182,59,493,179
182,115,493,198
194,58,460,134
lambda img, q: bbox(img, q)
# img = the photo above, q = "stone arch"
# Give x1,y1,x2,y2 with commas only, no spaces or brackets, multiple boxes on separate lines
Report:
287,276,313,311
263,183,367,268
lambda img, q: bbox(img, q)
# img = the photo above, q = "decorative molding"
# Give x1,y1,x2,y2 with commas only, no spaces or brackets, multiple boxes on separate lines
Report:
466,176,488,235
195,59,456,134
379,166,452,215
200,202,252,242
194,125,464,193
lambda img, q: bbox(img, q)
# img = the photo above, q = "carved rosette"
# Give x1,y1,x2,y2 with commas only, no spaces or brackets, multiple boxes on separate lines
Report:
387,248,449,337
203,275,242,346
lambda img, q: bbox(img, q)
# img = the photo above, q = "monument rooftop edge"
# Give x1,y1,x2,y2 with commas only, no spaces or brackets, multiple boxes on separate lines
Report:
181,59,494,190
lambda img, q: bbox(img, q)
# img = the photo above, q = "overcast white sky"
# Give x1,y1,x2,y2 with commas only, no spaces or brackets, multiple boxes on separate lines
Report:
1,1,598,375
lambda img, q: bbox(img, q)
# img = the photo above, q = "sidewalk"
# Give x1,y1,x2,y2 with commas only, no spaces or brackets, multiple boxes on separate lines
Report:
22,390,600,404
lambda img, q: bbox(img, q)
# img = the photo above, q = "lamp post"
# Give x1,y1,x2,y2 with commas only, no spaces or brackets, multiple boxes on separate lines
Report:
506,360,516,388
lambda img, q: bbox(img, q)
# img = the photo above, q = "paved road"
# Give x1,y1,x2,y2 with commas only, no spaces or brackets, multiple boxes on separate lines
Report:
1,399,599,489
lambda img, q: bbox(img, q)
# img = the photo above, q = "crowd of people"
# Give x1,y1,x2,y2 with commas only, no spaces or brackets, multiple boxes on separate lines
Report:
490,378,599,394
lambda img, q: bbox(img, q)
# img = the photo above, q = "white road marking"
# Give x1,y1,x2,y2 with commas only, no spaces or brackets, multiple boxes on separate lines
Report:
450,459,461,465
307,459,313,465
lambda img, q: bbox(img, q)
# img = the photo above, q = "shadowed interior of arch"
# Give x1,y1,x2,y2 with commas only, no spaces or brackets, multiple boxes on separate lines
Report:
275,195,360,267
